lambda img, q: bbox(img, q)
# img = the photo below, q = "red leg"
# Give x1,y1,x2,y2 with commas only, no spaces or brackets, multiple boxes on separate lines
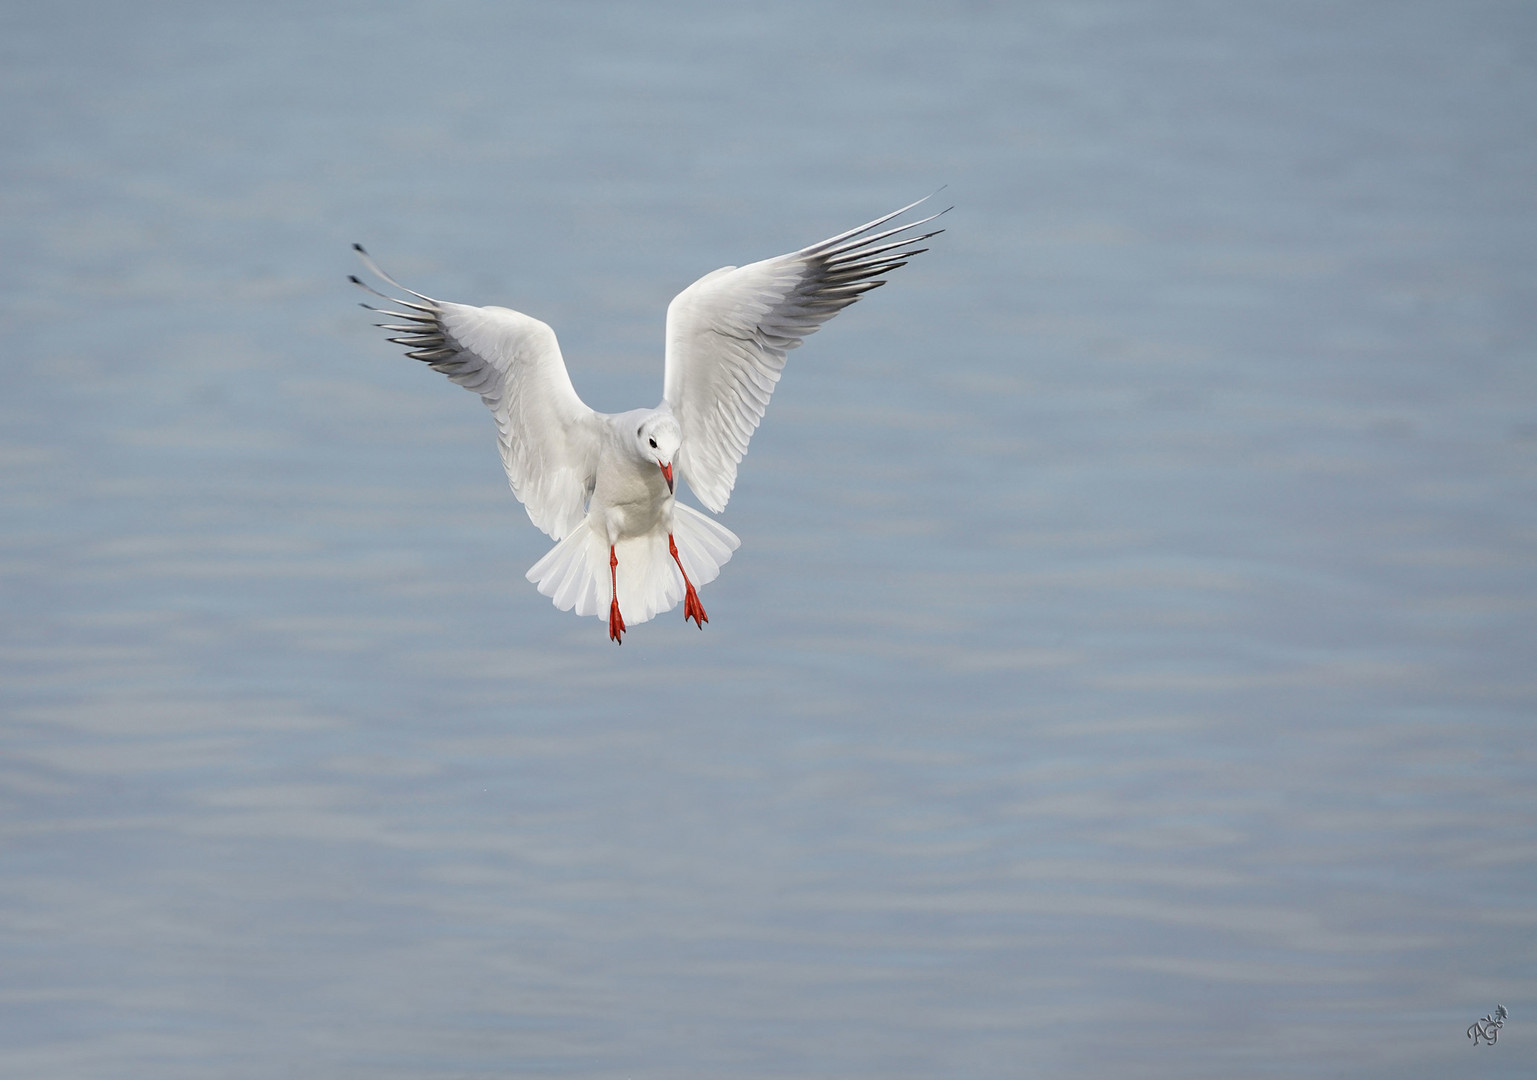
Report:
668,534,708,629
608,545,625,644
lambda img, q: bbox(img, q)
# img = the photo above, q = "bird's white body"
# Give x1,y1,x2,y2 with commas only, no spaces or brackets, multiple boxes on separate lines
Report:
354,198,943,642
589,408,677,550
525,407,740,631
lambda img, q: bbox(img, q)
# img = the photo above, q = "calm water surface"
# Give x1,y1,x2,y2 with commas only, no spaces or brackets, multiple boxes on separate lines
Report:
2,2,1535,1078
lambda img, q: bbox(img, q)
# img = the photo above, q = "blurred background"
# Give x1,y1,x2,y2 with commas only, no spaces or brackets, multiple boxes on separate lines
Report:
2,2,1534,1077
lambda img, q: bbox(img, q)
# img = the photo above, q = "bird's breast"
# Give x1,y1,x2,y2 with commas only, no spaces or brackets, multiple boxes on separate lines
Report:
591,462,673,544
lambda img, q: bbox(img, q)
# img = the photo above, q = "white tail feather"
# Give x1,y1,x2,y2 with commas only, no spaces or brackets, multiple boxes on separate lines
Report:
525,504,741,624
670,503,739,587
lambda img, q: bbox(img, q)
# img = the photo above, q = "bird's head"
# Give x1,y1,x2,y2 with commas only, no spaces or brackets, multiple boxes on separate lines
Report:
636,414,682,494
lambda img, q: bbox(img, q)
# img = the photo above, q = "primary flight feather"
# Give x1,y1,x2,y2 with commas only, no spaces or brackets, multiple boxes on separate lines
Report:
352,196,945,642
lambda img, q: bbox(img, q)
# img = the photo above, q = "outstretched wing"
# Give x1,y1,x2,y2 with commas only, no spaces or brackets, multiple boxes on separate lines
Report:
662,196,945,513
352,246,602,540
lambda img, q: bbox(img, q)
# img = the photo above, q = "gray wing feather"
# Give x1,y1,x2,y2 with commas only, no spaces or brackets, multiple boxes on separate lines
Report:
661,197,945,513
353,247,601,540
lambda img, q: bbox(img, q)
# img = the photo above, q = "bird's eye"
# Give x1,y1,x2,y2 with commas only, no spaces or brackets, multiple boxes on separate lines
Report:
649,438,657,448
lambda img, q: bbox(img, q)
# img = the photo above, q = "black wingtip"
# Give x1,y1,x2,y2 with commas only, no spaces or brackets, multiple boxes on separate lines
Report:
352,243,366,254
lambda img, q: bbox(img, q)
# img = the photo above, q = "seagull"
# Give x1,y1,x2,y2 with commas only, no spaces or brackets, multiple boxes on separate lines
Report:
351,196,945,643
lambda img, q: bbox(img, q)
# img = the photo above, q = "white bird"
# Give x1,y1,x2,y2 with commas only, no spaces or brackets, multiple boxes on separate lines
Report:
352,197,945,643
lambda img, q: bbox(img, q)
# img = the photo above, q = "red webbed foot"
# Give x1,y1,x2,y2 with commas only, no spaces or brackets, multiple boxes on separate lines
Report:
682,581,707,628
668,533,708,629
607,544,625,644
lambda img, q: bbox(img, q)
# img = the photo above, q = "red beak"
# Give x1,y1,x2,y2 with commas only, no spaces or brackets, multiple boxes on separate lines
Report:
660,462,674,494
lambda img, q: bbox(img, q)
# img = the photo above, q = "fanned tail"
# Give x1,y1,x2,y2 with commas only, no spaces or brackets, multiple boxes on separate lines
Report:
670,503,740,590
525,520,607,617
525,505,740,627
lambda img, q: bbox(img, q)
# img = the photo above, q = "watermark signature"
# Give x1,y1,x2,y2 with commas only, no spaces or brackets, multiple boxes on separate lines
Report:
1467,1004,1507,1046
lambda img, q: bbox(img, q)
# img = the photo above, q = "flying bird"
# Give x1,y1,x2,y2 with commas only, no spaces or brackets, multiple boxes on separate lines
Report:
352,197,945,643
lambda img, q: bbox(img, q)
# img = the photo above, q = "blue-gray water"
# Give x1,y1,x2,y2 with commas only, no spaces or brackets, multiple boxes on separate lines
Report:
3,2,1534,1077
